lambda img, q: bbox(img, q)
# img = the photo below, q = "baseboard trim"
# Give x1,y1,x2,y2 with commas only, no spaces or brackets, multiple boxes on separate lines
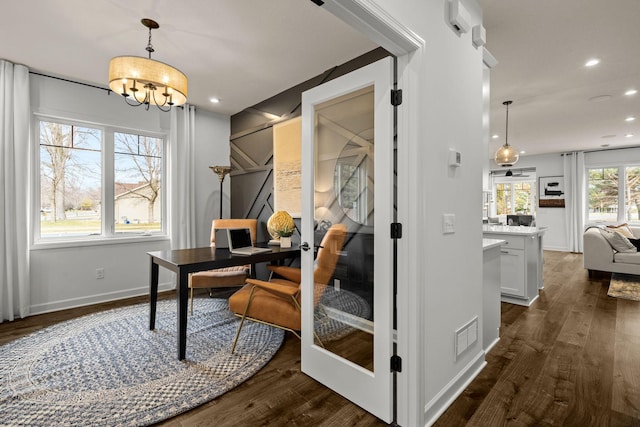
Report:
423,351,487,427
29,282,175,316
484,336,500,354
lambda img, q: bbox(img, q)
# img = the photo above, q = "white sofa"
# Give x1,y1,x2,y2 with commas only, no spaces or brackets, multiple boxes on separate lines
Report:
583,226,640,276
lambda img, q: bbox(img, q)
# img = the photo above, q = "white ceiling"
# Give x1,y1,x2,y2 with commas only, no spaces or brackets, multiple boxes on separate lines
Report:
481,0,640,157
1,0,638,158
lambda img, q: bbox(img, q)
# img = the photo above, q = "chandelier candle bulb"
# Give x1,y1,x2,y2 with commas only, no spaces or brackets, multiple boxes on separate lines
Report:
108,18,188,112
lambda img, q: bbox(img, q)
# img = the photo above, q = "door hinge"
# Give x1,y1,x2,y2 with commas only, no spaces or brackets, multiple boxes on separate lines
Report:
391,222,403,239
391,89,403,106
391,355,402,372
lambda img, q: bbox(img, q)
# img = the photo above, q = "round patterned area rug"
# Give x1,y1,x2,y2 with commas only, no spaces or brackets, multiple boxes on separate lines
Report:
0,298,284,427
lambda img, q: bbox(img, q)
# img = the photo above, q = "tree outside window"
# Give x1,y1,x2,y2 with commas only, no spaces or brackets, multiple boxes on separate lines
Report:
494,181,536,216
114,133,162,233
587,166,640,224
38,119,165,240
40,122,102,236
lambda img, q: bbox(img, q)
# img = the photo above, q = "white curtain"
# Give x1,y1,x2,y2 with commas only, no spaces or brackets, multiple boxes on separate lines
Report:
563,151,585,252
170,104,197,249
1,60,30,322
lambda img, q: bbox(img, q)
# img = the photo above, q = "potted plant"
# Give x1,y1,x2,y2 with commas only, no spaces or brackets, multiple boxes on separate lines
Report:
278,225,294,248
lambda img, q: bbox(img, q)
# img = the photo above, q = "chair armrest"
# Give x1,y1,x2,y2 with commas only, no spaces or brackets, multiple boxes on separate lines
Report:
246,278,299,298
266,265,301,283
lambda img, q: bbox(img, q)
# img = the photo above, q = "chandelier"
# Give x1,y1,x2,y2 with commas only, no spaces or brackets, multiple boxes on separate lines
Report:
108,19,188,112
494,100,519,167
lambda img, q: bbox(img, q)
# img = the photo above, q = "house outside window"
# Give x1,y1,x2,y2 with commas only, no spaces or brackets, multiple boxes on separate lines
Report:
37,118,166,242
587,166,640,224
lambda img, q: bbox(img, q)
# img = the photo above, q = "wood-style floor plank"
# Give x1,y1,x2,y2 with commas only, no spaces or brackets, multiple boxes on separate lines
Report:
2,251,640,426
436,251,640,427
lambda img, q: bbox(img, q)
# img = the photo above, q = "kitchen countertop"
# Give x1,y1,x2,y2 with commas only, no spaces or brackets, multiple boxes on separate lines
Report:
483,238,506,250
482,225,548,236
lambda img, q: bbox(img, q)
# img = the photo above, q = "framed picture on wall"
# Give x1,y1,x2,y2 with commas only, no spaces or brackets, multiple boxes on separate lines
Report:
272,117,302,217
539,176,565,208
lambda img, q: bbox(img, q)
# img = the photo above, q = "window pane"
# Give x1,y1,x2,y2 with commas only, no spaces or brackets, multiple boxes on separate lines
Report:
514,182,534,214
40,122,102,238
625,166,640,223
495,183,511,215
588,167,618,222
114,132,162,234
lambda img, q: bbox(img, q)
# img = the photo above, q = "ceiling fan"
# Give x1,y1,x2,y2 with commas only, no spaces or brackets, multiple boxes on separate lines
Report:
504,168,530,177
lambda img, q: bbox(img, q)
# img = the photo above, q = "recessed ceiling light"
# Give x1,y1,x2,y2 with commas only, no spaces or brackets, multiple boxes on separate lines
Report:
585,58,600,67
210,97,220,103
625,116,636,122
519,150,526,154
491,134,499,139
625,89,638,96
625,133,634,138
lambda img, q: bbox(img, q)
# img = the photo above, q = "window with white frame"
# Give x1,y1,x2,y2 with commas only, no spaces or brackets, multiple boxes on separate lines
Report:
37,117,165,241
587,165,640,224
491,170,537,219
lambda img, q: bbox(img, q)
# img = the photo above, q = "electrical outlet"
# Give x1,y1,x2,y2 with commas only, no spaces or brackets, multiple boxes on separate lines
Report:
96,268,105,279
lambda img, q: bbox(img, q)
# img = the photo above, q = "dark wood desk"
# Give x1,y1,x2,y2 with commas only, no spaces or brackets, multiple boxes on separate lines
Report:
148,244,300,360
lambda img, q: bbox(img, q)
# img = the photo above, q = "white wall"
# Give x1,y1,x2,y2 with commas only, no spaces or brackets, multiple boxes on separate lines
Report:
370,1,486,425
28,74,230,314
490,147,640,253
193,110,232,247
501,153,567,251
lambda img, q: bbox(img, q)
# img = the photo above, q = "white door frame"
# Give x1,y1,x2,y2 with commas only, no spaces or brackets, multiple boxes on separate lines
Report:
308,2,423,426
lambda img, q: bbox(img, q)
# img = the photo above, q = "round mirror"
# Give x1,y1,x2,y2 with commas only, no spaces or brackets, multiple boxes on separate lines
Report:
333,128,374,225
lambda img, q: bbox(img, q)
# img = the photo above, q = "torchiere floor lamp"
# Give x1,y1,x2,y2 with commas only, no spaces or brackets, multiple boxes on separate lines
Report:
210,166,232,218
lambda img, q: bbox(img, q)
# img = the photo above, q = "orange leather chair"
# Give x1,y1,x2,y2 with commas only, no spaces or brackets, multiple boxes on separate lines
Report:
188,218,258,315
228,223,347,353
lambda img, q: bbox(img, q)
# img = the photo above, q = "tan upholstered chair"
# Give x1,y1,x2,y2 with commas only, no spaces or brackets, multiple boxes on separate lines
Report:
228,224,347,353
188,218,258,315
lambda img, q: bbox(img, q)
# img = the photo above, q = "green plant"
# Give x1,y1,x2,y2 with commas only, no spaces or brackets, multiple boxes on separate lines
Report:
277,225,294,237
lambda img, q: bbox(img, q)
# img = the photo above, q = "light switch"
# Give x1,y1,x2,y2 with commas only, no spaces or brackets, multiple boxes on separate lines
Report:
443,213,456,234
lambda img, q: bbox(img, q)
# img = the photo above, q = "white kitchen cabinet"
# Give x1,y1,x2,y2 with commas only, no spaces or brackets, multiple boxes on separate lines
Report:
483,225,546,307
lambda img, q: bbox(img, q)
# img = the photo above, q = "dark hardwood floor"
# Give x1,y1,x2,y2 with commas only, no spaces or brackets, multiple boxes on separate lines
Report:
1,251,638,426
435,251,640,427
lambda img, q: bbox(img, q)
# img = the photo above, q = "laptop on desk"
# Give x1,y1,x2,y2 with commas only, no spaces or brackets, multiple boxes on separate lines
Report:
227,228,272,255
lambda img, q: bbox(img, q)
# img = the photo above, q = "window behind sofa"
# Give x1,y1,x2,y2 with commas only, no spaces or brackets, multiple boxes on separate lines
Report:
587,166,640,224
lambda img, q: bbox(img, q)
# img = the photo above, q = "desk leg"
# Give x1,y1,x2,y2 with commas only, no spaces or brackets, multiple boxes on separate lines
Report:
178,269,189,360
149,259,159,330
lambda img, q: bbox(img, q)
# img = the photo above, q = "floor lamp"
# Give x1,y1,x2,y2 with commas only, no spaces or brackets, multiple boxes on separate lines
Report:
210,166,231,218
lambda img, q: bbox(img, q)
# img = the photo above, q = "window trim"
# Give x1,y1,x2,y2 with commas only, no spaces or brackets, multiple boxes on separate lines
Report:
32,114,168,248
492,173,537,217
586,164,640,225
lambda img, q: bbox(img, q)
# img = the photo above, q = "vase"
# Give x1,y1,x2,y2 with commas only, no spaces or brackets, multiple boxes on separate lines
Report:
280,236,291,248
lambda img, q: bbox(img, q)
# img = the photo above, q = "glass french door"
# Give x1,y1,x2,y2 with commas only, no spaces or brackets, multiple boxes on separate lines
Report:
300,57,394,423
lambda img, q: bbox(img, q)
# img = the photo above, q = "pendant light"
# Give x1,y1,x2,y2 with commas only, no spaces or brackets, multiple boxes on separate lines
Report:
108,19,188,112
494,100,519,167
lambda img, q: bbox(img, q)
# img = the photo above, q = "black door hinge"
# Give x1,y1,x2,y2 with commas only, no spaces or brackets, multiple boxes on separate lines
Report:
391,89,403,106
391,355,402,372
391,223,403,239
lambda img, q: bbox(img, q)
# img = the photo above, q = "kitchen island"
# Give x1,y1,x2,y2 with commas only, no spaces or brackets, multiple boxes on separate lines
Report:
482,225,547,307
